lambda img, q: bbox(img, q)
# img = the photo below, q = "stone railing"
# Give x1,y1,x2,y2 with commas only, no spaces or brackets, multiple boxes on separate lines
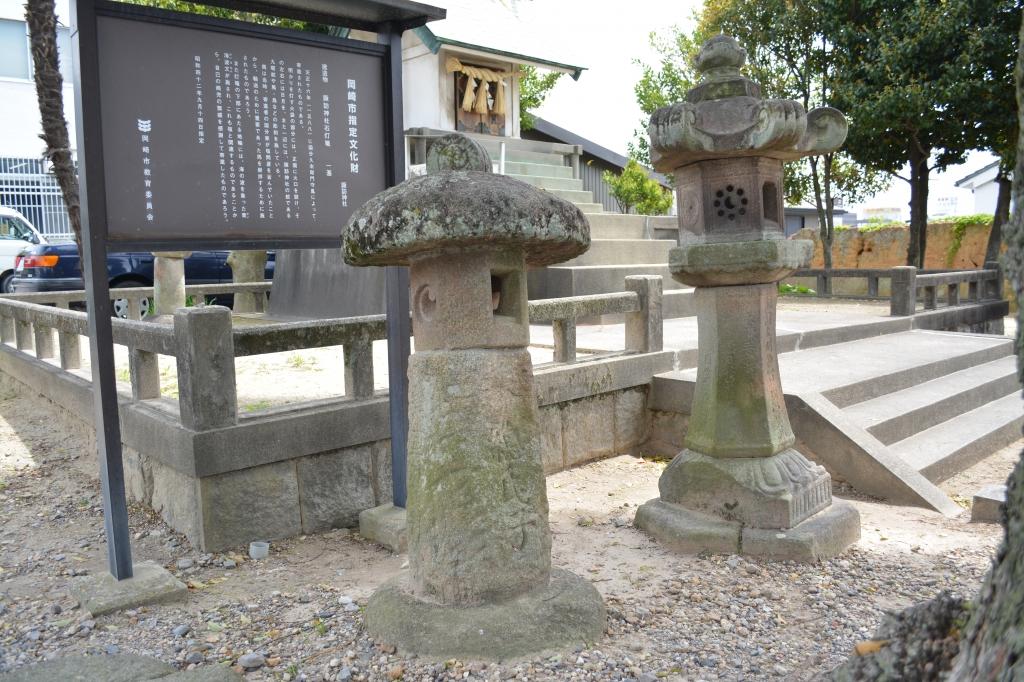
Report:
891,264,1003,316
528,275,663,363
791,264,1003,313
2,281,273,319
0,295,384,426
0,278,672,550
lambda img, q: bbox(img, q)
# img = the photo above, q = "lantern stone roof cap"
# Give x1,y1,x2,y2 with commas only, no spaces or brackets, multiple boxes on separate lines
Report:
648,34,848,171
343,171,590,266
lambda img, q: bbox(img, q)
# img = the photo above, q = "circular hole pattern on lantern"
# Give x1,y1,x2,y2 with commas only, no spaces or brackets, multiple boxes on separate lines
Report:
715,185,745,222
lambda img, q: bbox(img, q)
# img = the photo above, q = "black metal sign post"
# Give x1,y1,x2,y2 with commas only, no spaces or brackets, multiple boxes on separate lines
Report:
70,0,443,578
72,0,134,580
379,26,410,509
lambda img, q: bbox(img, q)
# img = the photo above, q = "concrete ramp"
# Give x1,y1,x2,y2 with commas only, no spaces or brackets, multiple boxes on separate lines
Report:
650,330,1021,515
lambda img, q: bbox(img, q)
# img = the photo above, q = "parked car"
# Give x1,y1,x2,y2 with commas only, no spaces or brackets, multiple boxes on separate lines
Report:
10,242,274,317
0,207,48,293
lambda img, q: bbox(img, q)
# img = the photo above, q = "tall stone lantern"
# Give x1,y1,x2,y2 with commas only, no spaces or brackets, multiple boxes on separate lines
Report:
634,36,860,561
343,134,605,659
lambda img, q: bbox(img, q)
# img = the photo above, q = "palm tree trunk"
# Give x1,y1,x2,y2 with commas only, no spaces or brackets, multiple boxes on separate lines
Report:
25,0,82,259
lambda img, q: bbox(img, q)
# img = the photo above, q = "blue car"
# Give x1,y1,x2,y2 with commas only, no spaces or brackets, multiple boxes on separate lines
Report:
10,241,273,317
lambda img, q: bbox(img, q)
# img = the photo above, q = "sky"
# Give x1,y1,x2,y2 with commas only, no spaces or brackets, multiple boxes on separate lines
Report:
517,0,1000,221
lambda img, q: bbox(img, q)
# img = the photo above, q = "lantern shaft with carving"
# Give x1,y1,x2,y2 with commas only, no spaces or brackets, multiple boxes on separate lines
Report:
635,36,861,561
343,135,605,659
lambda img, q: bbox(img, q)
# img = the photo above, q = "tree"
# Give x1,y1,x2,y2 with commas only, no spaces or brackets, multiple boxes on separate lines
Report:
951,14,1024,674
630,9,887,274
961,0,1020,264
602,159,673,215
519,65,562,132
824,0,1000,268
25,0,81,258
833,16,1024,678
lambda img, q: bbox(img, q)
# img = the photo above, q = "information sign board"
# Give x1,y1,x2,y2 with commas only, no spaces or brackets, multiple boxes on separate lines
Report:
90,5,388,249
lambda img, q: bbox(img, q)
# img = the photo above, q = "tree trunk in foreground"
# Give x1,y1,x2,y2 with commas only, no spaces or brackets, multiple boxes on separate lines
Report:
25,0,82,259
949,12,1024,678
832,12,1024,680
984,169,1012,266
906,144,930,269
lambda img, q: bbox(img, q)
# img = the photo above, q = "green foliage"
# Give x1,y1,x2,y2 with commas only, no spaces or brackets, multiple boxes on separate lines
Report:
602,160,672,215
519,65,562,132
123,0,327,31
859,219,905,232
779,283,817,296
824,0,1018,267
950,214,995,229
627,28,703,164
629,1,889,273
945,215,993,267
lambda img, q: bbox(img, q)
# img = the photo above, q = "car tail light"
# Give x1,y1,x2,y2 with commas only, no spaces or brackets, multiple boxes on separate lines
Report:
14,255,22,269
21,255,59,268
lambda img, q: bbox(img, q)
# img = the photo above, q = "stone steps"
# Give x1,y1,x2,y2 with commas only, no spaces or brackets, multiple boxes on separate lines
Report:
501,161,575,178
528,263,689,299
584,213,678,240
561,239,676,267
894,392,1023,482
647,330,1021,512
507,174,585,192
843,355,1019,445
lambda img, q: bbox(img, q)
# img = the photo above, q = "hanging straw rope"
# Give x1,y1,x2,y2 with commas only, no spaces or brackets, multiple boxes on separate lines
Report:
446,56,518,116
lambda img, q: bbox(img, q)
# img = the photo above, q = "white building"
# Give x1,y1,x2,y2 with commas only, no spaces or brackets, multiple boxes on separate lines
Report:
955,161,1004,215
398,0,583,139
0,0,75,237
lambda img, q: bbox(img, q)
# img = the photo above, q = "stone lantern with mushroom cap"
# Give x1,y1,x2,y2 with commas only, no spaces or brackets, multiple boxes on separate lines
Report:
634,35,861,560
343,134,605,660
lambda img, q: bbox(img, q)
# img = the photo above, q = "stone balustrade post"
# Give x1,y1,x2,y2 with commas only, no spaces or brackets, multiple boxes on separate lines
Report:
344,338,374,399
0,314,15,345
552,318,577,363
59,330,81,370
15,319,32,351
867,275,879,298
226,251,268,313
153,251,191,318
33,325,55,359
890,266,917,316
173,306,237,430
130,349,161,400
947,283,960,306
625,275,663,353
984,260,1003,300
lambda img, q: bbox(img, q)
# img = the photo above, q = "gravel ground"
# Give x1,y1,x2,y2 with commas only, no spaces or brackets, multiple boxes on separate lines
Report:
0,383,1016,681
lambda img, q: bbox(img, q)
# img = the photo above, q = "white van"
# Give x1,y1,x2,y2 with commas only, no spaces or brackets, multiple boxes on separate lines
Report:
0,207,48,293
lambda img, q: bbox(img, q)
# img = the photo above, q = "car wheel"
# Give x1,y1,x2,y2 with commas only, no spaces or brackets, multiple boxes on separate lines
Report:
110,281,151,320
0,272,13,294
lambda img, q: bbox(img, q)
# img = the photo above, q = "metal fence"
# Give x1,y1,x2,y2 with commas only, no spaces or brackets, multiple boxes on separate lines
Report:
0,157,74,240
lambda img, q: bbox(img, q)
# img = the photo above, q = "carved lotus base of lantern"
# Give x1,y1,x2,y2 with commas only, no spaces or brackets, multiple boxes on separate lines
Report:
669,238,812,287
634,497,861,562
657,448,833,529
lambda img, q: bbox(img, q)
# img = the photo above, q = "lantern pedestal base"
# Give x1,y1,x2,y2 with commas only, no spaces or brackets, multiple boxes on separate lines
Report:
634,498,860,563
365,568,606,661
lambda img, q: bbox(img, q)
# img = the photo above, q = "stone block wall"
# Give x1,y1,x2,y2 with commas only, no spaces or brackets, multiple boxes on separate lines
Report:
121,441,393,551
538,387,650,474
797,221,993,271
